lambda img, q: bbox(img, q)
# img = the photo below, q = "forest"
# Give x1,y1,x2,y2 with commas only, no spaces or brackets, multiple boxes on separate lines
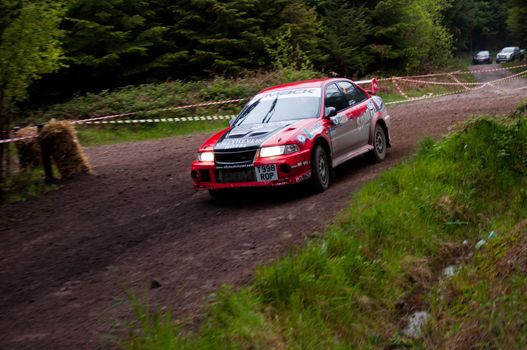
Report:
0,0,525,133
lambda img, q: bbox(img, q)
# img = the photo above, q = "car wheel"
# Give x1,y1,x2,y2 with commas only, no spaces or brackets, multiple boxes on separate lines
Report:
369,124,387,162
309,145,330,192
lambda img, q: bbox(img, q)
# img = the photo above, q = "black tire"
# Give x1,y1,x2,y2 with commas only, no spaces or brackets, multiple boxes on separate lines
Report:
308,145,330,192
369,124,387,162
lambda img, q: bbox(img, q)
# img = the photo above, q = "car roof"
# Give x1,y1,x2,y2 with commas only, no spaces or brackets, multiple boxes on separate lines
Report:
259,78,341,93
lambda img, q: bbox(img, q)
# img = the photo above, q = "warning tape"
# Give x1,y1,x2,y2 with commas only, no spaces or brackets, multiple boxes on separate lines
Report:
385,88,467,106
378,63,527,81
81,115,237,125
448,74,470,90
393,68,527,93
392,79,410,99
398,78,483,86
0,135,38,144
73,98,248,124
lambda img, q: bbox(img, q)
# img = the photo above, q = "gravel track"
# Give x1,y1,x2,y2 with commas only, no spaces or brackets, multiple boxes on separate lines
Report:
1,65,526,349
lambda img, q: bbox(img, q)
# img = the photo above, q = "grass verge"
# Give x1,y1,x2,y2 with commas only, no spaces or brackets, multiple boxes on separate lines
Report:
502,60,527,74
77,120,228,147
123,102,527,349
0,167,58,205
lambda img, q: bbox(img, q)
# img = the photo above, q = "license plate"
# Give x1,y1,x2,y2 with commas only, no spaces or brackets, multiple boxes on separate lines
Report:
255,164,278,182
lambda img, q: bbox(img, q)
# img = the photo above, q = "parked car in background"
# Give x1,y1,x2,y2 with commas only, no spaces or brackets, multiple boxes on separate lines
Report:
473,51,492,64
520,49,525,60
496,47,521,63
191,78,391,196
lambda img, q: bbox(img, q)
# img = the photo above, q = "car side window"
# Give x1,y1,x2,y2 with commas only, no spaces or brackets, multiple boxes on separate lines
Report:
337,81,368,106
325,83,348,112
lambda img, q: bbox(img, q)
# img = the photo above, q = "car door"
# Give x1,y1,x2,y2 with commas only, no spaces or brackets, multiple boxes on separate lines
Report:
336,81,373,148
324,83,355,159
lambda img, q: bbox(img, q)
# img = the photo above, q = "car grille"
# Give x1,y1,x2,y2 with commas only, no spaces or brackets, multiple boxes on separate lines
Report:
216,168,255,183
215,148,257,169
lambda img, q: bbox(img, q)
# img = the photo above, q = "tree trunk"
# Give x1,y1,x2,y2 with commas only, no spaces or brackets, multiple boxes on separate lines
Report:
0,85,7,182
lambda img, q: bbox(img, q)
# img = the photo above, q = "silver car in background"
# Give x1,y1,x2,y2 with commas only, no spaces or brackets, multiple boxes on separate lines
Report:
496,47,520,63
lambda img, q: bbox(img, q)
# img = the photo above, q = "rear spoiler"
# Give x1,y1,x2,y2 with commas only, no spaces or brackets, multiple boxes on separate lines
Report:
354,78,378,95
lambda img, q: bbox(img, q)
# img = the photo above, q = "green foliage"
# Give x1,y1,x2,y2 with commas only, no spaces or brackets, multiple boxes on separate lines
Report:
370,0,453,72
76,121,228,147
265,28,314,70
25,0,467,105
0,167,58,205
0,0,66,109
0,0,66,180
319,0,371,76
445,0,510,53
507,0,527,47
27,69,322,124
124,107,527,348
424,224,527,348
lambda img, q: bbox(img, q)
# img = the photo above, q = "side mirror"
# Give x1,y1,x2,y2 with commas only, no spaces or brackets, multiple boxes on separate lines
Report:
325,106,337,118
366,78,379,95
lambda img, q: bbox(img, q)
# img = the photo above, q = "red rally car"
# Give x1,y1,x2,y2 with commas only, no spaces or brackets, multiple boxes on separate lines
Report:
191,78,391,197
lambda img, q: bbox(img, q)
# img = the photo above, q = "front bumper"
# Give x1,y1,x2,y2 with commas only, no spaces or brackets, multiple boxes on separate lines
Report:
191,149,312,190
473,58,490,64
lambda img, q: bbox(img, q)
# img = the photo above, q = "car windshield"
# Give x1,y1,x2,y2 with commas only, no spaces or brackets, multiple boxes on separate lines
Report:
477,51,489,56
502,47,514,52
234,88,321,126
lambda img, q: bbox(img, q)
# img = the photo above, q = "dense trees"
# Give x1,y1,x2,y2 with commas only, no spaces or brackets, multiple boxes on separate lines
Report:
0,0,65,179
0,0,524,110
507,0,527,47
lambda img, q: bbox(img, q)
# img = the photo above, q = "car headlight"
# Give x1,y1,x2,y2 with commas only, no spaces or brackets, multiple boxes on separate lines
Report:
197,151,214,162
259,144,300,158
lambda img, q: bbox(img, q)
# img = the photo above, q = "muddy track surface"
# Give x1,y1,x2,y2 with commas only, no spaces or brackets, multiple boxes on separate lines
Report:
1,65,526,349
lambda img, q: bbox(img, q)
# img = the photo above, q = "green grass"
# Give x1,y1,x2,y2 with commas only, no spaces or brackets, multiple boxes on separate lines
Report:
123,102,527,349
77,120,228,146
0,166,58,205
502,60,527,75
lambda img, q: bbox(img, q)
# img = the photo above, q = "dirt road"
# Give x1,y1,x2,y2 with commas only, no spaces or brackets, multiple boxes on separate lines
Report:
1,66,526,349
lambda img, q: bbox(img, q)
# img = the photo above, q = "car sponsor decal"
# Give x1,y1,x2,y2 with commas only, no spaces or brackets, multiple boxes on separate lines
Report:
251,88,322,103
296,134,307,144
291,160,310,169
214,122,293,150
302,122,323,139
330,114,348,126
295,171,311,183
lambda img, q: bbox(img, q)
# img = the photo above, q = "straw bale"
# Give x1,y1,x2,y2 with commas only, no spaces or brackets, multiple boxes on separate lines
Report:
41,120,91,178
14,126,40,168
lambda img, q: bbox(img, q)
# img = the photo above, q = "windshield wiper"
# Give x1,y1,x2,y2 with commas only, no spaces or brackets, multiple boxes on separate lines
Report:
261,96,278,124
234,97,262,127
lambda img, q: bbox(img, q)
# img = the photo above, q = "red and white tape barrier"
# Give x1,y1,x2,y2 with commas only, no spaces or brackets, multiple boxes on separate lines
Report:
378,63,527,81
73,98,248,125
82,115,237,125
448,74,470,90
0,135,38,144
392,78,410,99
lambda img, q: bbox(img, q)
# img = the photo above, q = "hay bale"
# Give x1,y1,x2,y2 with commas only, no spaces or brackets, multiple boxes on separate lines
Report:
14,126,41,169
41,120,91,178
